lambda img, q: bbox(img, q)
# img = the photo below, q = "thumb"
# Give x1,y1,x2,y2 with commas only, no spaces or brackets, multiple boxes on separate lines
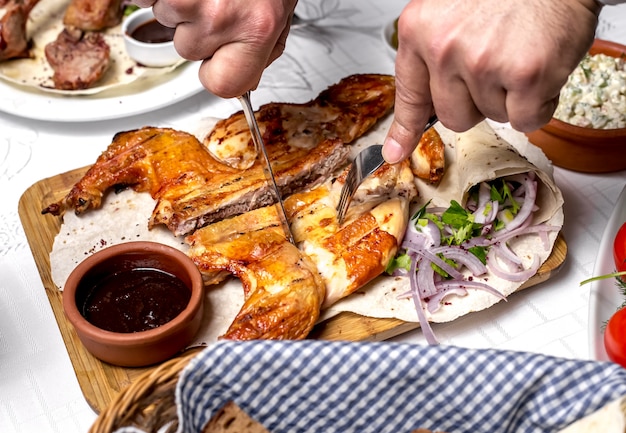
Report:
383,54,434,164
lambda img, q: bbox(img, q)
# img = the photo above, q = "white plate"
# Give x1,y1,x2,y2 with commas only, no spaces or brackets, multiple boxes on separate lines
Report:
0,61,203,122
589,183,626,361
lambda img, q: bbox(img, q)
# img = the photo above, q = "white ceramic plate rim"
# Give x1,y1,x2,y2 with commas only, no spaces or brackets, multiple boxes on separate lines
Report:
588,183,626,361
0,61,203,123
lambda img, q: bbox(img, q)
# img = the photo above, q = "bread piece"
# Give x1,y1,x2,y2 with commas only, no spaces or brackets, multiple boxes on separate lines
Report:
203,401,269,433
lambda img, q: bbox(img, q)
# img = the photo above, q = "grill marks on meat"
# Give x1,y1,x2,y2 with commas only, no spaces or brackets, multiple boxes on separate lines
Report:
63,0,123,31
186,205,325,340
44,27,110,90
286,160,417,307
43,74,398,237
153,136,348,236
0,0,40,61
41,127,348,236
204,74,396,170
184,158,415,340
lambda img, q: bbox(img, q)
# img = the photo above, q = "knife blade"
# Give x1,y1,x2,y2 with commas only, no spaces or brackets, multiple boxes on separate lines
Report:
237,91,296,245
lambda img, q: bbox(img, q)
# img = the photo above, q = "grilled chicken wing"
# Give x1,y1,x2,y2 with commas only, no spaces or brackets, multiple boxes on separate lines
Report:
204,74,396,170
185,205,325,340
41,127,348,236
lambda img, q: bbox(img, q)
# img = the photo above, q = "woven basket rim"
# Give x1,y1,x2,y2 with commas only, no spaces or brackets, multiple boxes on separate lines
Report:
89,347,202,433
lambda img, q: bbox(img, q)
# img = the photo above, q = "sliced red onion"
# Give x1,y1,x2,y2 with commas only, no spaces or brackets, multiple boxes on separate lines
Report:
501,173,537,232
491,241,523,266
409,255,439,345
427,280,506,313
490,223,560,246
416,249,464,280
402,220,441,251
473,200,499,224
426,287,468,313
416,257,437,298
477,182,491,208
487,248,541,282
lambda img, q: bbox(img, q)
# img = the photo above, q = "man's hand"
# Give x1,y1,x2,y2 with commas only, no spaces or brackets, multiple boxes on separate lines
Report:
383,0,601,163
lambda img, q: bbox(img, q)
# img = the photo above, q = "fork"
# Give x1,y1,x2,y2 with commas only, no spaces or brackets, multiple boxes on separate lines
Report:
336,115,438,224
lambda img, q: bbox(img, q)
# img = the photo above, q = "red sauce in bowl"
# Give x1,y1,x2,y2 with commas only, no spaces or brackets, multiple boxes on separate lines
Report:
130,19,175,44
81,268,190,333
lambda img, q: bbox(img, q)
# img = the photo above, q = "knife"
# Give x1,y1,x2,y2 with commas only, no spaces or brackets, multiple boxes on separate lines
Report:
237,91,296,245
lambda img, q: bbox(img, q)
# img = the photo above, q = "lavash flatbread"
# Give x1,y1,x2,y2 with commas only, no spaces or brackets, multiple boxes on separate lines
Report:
49,118,564,344
319,120,564,324
0,0,185,94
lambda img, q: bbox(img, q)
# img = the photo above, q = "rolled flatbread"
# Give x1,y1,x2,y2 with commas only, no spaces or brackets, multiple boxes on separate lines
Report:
320,120,564,324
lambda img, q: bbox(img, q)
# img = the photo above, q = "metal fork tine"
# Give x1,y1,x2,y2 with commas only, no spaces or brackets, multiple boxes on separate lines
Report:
337,145,384,224
336,114,438,225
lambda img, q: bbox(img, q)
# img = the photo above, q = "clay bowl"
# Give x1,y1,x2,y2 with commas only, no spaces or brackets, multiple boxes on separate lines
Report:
63,241,204,367
122,7,182,67
525,39,626,173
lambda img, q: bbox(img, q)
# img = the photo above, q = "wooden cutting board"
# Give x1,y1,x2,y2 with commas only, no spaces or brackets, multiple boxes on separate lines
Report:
18,166,567,414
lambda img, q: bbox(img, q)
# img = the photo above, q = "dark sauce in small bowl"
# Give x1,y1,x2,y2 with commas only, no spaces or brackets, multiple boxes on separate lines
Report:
81,268,190,333
130,19,175,44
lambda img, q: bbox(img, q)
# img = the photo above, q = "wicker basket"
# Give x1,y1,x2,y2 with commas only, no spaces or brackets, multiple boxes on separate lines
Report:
89,348,201,433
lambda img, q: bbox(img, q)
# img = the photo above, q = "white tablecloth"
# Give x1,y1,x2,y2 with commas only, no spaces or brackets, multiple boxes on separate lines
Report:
1,1,626,432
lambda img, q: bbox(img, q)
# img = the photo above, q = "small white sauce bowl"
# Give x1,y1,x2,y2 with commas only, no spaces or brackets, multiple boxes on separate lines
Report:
122,8,182,68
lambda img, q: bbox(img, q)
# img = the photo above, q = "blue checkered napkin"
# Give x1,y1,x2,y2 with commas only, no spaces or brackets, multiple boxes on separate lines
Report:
176,340,626,433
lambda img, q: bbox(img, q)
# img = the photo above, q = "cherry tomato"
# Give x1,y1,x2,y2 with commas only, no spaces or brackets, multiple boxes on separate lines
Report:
605,306,626,368
615,221,626,281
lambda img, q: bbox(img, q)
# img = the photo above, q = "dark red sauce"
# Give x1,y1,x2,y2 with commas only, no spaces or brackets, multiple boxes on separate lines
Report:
81,268,190,333
130,19,175,44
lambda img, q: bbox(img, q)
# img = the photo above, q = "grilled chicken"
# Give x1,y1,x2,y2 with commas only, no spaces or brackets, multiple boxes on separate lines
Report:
186,205,325,340
42,126,349,236
44,28,110,90
42,73,448,341
185,155,415,340
204,74,396,170
42,74,398,236
286,159,417,307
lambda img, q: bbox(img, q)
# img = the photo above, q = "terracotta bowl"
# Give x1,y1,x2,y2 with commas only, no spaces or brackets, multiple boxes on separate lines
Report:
63,241,204,367
122,8,182,67
525,39,626,173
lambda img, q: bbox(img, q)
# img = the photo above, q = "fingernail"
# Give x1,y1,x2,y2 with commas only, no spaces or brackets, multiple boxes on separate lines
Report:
382,137,404,164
